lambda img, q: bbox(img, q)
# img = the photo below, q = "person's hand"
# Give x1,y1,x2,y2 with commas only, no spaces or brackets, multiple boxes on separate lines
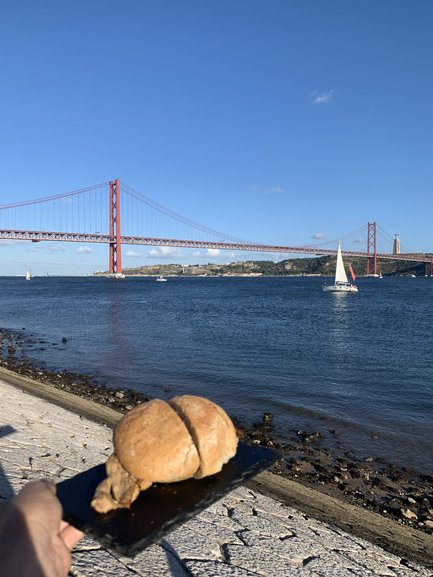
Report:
0,479,84,577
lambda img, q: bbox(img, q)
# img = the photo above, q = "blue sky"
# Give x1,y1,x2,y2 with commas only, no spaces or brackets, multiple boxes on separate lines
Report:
1,0,432,275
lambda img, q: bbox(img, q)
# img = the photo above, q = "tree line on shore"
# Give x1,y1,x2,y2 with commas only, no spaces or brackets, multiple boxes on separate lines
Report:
108,255,430,277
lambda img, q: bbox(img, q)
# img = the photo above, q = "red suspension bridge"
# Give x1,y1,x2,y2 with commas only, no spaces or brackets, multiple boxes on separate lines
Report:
0,179,432,275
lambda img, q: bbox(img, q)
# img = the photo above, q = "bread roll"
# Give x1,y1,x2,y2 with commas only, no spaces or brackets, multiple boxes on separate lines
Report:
169,395,238,478
114,398,200,483
92,395,238,513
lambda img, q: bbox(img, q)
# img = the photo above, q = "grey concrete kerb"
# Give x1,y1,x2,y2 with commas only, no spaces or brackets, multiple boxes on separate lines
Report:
0,379,431,577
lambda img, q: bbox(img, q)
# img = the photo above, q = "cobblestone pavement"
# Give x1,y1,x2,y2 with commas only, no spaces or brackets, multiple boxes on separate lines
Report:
0,380,431,577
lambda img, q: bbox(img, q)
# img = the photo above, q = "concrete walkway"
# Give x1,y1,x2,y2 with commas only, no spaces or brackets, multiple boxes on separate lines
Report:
0,380,431,577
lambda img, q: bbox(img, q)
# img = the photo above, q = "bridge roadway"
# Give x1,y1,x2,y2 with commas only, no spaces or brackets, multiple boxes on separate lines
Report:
0,228,431,263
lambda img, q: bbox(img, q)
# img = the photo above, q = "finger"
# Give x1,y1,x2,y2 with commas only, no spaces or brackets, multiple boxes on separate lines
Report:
15,480,62,528
60,520,69,532
16,479,58,503
60,524,84,550
39,477,57,494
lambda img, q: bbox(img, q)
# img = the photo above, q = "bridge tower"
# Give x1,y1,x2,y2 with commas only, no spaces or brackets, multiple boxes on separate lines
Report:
366,222,377,276
109,179,122,274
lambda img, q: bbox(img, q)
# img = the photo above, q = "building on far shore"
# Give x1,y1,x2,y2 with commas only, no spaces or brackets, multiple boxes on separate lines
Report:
393,234,401,254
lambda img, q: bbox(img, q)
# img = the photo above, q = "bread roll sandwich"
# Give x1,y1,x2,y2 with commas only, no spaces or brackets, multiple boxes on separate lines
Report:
91,395,238,513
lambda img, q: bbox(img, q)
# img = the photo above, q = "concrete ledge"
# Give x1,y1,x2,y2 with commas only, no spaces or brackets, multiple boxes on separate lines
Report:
0,366,121,427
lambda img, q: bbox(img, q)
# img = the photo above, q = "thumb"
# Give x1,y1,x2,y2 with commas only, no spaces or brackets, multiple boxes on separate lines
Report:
14,479,62,529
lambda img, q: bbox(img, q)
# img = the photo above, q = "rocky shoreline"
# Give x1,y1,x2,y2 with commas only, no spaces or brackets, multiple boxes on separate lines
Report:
1,327,432,538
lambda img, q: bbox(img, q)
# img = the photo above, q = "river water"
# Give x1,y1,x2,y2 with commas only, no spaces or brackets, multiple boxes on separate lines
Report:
1,275,432,473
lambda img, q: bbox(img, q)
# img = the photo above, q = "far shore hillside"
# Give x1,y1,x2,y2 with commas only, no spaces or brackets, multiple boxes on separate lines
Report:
93,255,432,278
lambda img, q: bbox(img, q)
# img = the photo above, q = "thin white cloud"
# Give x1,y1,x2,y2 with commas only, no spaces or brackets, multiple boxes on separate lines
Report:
76,246,91,254
265,186,285,194
311,233,326,240
353,237,366,244
46,246,67,253
125,250,140,257
148,246,181,259
250,184,285,194
193,249,234,260
0,239,31,245
312,90,334,104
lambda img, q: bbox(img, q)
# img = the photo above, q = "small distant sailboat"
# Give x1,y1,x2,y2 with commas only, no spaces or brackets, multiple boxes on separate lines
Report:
26,270,32,281
156,275,167,282
322,242,358,293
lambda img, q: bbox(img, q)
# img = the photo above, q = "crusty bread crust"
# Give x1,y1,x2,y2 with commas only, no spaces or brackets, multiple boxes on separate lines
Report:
114,399,200,482
169,395,238,478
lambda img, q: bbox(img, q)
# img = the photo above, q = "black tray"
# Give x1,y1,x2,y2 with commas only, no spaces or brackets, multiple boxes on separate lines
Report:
56,442,279,557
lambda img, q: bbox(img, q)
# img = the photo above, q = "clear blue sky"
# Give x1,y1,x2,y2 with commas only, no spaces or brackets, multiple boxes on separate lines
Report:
1,0,432,275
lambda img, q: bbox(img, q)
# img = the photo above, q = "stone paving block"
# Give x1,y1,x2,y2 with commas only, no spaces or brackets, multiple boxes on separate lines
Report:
224,542,304,577
243,507,319,539
186,516,245,545
391,565,433,577
72,534,102,552
205,498,237,517
305,521,365,551
113,543,190,577
301,551,391,577
238,531,329,565
307,564,376,577
229,509,296,538
196,508,244,530
294,525,367,553
338,550,431,577
183,558,273,577
164,525,224,561
244,490,300,519
222,496,256,515
71,549,134,577
229,486,257,502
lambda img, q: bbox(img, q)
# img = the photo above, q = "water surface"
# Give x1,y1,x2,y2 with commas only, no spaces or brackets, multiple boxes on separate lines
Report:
1,275,432,473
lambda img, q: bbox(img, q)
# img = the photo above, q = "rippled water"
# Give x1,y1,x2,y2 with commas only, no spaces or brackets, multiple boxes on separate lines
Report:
1,275,432,472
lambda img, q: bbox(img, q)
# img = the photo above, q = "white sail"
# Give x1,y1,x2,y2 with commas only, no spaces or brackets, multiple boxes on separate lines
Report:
335,243,348,284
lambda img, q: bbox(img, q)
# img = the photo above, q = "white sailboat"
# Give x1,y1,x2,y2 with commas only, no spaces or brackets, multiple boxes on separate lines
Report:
322,242,358,293
25,270,32,281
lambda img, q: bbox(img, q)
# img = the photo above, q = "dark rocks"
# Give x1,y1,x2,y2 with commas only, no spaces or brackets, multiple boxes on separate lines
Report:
297,430,324,444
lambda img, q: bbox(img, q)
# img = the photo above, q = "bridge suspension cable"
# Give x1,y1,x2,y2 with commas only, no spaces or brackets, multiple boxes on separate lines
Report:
300,224,368,249
122,183,254,245
0,182,109,210
377,224,412,253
